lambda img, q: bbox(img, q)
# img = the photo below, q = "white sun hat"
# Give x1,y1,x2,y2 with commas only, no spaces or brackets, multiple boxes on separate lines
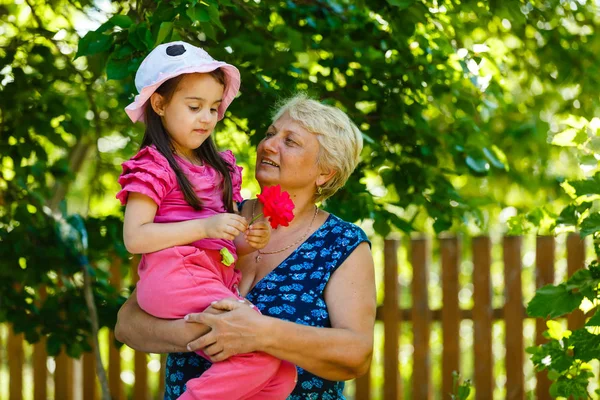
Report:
125,41,240,123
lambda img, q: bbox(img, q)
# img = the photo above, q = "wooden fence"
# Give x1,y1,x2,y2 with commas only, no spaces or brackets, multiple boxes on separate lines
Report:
1,234,589,399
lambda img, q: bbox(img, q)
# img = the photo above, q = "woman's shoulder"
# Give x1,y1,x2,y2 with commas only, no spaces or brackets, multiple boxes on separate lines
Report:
320,212,369,243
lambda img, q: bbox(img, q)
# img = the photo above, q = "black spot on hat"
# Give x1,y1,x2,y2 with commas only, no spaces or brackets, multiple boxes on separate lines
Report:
166,44,186,56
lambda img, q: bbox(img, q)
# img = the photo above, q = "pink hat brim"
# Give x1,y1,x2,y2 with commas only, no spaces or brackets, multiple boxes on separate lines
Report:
125,62,240,123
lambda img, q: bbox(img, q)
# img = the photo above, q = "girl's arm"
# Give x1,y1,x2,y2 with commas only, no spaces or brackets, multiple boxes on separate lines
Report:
114,288,211,353
186,242,376,380
123,192,248,254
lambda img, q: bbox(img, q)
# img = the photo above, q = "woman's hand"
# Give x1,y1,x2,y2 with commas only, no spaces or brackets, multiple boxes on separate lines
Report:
245,220,271,250
184,298,266,362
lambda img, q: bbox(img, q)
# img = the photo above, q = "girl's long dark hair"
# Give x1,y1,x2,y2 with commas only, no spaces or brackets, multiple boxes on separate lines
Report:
140,70,234,212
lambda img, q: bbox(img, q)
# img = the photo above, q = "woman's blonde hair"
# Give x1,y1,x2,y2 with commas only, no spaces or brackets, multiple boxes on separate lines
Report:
272,94,363,202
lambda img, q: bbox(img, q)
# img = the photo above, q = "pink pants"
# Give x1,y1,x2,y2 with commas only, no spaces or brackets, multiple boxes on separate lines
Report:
137,246,297,400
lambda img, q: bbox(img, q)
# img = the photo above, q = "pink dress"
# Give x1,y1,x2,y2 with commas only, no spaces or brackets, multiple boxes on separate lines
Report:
117,146,296,400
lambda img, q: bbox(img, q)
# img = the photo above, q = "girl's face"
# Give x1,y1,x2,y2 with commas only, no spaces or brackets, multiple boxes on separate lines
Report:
256,112,325,195
153,73,224,159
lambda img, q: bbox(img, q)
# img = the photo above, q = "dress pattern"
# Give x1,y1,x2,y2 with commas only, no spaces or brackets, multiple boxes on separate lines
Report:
164,213,370,400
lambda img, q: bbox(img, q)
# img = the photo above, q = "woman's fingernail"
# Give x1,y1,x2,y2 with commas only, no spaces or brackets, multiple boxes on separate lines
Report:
211,300,217,305
186,344,192,351
238,299,245,303
184,314,189,321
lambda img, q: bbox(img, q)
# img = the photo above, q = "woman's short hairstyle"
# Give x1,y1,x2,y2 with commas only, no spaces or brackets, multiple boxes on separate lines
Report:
272,93,363,202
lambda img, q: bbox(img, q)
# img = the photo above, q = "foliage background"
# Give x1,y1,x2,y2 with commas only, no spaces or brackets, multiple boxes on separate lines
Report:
2,0,600,398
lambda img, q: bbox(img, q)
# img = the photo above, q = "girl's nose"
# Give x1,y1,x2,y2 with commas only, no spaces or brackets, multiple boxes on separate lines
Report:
198,108,213,122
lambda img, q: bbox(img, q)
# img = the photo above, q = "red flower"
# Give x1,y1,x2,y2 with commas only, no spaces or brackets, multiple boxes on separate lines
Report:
255,185,295,229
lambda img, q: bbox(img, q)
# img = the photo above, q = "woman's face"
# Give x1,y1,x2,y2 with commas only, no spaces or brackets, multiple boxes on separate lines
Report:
255,112,323,194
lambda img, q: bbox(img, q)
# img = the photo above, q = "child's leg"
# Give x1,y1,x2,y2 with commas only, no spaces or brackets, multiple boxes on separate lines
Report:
244,360,298,400
179,353,296,400
138,247,296,399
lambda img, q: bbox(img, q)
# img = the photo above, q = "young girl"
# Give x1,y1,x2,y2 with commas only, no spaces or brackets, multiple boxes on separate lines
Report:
116,41,297,400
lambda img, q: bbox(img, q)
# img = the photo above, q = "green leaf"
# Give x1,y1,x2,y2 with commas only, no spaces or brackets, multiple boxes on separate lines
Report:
200,22,217,41
527,284,583,319
128,25,145,51
106,57,130,80
76,31,113,59
387,0,416,10
569,174,600,197
585,310,600,327
108,14,133,29
580,213,600,237
187,5,211,23
155,22,173,46
137,24,154,49
207,3,225,32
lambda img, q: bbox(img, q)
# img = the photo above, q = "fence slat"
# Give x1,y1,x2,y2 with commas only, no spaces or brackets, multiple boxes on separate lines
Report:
473,237,494,400
441,237,460,399
33,286,47,400
54,351,74,400
109,257,125,400
411,238,431,400
159,354,167,399
567,233,586,330
130,266,150,400
33,337,47,400
383,239,401,400
83,351,98,400
535,236,555,400
503,236,524,400
354,364,371,400
8,326,23,400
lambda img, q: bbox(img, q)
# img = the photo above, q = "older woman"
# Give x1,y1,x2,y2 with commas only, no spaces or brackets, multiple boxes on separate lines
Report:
115,94,376,400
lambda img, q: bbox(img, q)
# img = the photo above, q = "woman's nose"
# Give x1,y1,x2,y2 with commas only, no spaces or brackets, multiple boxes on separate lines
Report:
262,136,279,153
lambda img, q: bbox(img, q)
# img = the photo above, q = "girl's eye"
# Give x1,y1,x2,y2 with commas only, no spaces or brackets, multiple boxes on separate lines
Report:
210,108,218,114
265,131,275,137
285,138,297,145
189,106,199,111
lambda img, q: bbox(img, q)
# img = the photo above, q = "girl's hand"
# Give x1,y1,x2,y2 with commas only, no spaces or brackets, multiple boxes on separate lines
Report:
201,213,248,240
245,221,271,250
184,298,264,362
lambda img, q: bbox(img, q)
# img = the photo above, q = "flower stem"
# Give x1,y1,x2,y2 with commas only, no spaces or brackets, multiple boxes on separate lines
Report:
249,213,263,225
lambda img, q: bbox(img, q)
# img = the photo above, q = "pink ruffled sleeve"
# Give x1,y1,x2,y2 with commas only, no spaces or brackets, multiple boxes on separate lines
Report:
116,146,176,206
220,150,244,203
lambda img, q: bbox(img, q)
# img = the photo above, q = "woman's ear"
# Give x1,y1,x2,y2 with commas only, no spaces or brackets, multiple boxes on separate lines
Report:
150,93,166,116
317,168,336,187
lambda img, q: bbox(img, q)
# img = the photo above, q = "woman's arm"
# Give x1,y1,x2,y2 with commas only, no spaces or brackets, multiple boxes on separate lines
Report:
114,288,211,353
187,242,376,381
123,193,248,254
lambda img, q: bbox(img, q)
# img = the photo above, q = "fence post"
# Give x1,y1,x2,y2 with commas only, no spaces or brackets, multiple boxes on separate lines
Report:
132,261,150,400
383,239,401,400
411,237,431,400
503,236,524,400
441,237,460,399
109,257,124,400
567,233,586,330
54,350,74,400
83,350,98,400
472,236,494,400
33,286,48,400
8,326,24,400
535,236,555,400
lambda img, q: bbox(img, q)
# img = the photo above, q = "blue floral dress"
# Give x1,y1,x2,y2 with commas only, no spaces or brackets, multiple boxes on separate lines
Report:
164,213,370,400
